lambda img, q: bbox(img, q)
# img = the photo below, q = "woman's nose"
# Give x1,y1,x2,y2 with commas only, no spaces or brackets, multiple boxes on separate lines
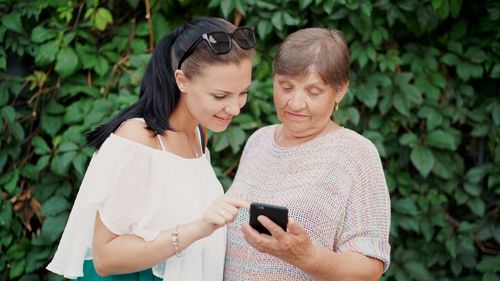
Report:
287,91,307,110
225,98,242,116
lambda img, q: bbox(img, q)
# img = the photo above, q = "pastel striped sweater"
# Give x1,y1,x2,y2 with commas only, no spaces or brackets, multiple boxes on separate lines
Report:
224,125,391,280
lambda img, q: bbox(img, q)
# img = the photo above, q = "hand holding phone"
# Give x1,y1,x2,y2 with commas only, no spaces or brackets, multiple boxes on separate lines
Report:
249,202,288,235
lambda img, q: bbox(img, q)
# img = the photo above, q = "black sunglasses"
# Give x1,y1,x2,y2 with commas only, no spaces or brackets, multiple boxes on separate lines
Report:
177,26,256,70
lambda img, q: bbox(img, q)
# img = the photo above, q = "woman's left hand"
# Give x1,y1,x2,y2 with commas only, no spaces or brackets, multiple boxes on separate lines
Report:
241,216,316,267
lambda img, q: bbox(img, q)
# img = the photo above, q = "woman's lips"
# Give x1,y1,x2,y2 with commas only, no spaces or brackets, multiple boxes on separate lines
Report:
215,115,232,125
286,112,307,121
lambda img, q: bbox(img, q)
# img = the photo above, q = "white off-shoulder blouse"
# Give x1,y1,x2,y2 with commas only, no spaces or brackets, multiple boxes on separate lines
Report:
46,127,225,280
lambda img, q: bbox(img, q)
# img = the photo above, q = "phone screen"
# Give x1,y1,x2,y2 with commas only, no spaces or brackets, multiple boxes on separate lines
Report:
249,202,288,235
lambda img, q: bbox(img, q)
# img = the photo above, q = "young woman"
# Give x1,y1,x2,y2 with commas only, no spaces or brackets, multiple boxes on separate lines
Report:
47,17,256,281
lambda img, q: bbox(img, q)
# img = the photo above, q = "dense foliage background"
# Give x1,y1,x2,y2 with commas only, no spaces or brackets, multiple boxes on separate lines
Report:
1,0,499,280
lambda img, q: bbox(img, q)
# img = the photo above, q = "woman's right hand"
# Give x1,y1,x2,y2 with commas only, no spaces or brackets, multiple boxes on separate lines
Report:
195,195,250,238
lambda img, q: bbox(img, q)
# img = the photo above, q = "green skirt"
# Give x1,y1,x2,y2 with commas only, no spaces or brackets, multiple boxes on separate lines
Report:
77,260,162,281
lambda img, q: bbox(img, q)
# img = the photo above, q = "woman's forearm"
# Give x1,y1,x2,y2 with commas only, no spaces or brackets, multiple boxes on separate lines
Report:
293,246,384,281
93,218,208,276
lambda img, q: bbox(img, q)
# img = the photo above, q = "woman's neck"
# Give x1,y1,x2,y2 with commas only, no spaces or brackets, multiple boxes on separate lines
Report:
169,100,197,136
276,121,339,147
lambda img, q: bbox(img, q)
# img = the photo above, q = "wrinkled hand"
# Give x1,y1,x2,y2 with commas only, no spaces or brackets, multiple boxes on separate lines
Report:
242,216,316,267
198,195,250,238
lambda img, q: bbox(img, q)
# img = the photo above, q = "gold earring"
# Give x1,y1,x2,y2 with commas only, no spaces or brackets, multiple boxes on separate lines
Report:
334,102,339,111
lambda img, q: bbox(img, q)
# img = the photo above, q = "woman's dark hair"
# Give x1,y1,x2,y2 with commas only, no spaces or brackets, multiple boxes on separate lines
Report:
273,28,350,91
86,17,254,149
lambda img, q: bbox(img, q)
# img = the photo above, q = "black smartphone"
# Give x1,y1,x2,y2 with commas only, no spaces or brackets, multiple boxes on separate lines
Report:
249,202,289,235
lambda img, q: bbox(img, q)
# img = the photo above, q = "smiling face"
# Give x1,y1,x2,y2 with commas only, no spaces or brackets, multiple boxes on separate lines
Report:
176,59,253,132
273,68,348,137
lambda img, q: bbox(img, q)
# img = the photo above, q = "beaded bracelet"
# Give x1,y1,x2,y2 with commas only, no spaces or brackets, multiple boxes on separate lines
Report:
171,225,182,257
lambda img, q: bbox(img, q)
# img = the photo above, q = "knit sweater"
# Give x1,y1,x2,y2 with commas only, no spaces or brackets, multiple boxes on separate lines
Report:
224,124,391,280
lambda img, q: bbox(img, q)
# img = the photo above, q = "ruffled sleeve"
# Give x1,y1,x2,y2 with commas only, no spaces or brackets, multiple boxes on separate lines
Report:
335,140,391,272
46,134,161,279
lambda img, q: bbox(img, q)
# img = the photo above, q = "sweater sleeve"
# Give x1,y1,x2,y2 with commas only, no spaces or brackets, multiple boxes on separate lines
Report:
335,140,391,272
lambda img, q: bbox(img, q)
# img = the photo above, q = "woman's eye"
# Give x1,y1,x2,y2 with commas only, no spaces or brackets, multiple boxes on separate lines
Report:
213,95,226,100
308,91,321,96
240,91,249,96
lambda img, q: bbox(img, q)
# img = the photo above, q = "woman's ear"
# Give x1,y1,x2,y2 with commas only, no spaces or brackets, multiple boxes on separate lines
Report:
335,80,350,103
174,70,188,92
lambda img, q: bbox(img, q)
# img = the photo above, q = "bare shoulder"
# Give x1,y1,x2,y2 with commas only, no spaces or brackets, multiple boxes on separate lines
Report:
114,119,160,150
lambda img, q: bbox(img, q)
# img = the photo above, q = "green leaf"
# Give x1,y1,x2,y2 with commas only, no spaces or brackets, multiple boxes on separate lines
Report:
356,84,378,108
323,0,334,14
32,136,51,155
3,12,23,33
393,198,418,215
213,133,229,152
41,115,63,137
257,20,273,40
361,2,372,17
299,0,313,9
35,41,60,66
410,145,434,177
41,196,71,216
432,0,444,9
72,153,88,176
446,237,457,258
393,92,410,116
127,0,140,8
25,249,52,274
464,183,481,197
94,8,113,31
0,200,13,227
336,106,360,126
9,258,25,279
57,142,79,153
4,169,19,194
441,53,460,65
271,11,284,30
6,240,29,259
491,64,500,79
450,0,462,18
471,124,489,137
1,106,16,123
450,19,467,40
404,261,433,281
0,53,5,70
55,47,79,77
467,198,485,216
35,155,50,172
465,166,485,183
228,126,246,153
483,273,500,281
40,213,69,243
477,255,500,273
94,56,109,76
426,130,458,150
20,274,43,281
399,133,419,147
50,151,77,176
457,62,483,81
10,122,25,141
63,31,76,45
488,106,500,129
220,0,235,18
31,26,57,43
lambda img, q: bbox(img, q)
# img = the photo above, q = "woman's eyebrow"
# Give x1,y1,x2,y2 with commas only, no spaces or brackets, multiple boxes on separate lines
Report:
210,83,252,94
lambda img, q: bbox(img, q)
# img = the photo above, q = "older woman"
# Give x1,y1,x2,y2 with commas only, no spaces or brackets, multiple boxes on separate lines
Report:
224,28,391,280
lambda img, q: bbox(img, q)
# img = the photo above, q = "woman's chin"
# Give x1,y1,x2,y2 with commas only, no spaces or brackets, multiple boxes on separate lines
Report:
205,123,230,133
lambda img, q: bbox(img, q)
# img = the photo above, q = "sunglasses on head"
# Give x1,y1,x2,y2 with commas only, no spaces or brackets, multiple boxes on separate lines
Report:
177,26,256,70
